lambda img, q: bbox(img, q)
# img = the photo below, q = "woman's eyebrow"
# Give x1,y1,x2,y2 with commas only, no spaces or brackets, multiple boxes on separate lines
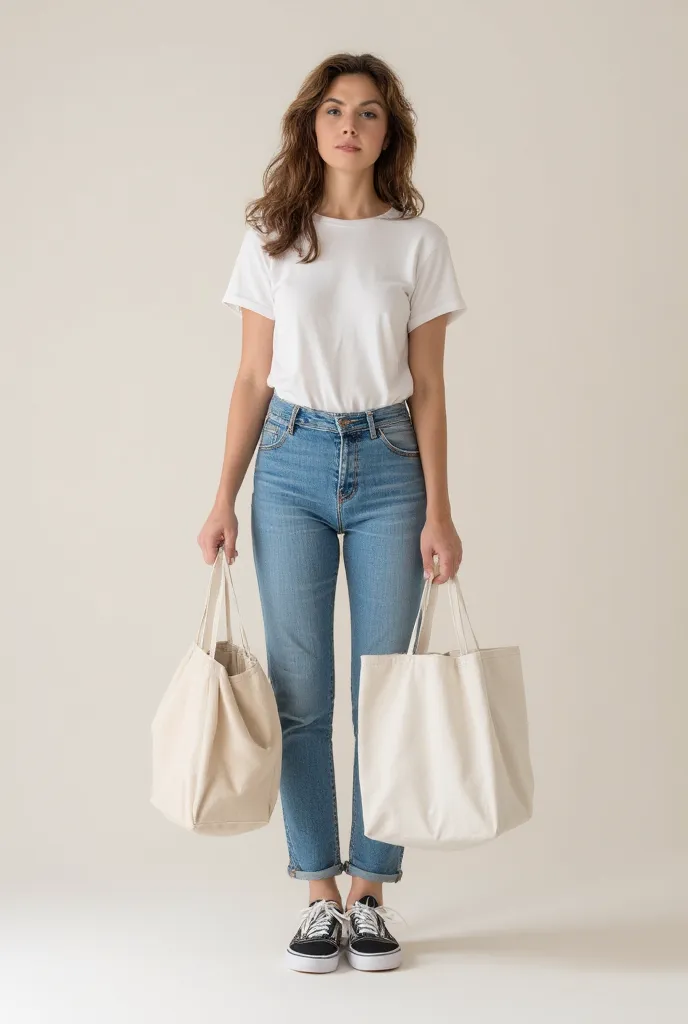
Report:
320,96,385,109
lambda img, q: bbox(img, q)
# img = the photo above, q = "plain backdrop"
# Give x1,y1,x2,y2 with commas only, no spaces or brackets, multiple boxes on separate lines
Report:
5,1,688,1020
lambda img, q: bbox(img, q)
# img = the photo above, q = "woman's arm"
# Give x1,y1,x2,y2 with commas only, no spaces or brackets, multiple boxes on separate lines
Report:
197,308,274,564
214,308,275,506
406,314,463,583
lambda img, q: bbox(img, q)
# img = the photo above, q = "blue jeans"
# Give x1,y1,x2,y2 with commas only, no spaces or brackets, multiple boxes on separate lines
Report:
250,391,427,884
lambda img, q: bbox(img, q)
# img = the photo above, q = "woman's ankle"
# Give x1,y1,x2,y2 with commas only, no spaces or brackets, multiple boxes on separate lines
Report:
308,881,343,908
346,883,383,910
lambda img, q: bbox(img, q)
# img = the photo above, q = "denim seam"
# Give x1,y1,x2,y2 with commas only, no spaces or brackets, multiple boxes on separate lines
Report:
257,426,290,451
335,435,344,534
337,434,359,505
327,625,342,869
284,810,298,873
263,417,411,435
257,429,279,450
349,735,361,866
377,427,420,458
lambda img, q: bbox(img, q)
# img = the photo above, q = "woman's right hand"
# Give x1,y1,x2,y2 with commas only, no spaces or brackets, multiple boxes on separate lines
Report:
197,500,239,566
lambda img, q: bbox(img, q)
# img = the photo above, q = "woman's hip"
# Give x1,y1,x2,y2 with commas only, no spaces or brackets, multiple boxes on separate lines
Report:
252,392,427,530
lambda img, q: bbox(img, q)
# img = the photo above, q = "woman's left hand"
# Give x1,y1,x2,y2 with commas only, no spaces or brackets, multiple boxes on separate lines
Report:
420,514,463,584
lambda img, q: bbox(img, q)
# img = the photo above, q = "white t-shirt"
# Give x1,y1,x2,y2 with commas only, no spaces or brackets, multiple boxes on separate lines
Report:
221,207,467,413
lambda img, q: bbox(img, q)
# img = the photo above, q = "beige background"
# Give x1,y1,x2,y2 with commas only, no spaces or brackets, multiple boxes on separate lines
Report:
7,0,688,1019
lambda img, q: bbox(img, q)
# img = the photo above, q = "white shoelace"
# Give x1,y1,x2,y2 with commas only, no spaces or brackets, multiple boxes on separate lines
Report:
297,899,349,939
345,901,407,937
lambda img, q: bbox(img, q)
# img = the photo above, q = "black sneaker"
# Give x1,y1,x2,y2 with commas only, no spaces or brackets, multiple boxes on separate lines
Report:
345,894,405,971
285,898,348,973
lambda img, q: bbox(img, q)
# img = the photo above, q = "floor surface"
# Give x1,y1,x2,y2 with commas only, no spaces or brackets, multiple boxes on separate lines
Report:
3,871,686,1023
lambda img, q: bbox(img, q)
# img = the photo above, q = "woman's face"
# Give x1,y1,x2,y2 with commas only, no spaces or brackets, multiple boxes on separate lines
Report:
314,73,389,170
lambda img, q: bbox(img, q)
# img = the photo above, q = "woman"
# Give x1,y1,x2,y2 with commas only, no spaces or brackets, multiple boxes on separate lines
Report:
197,52,466,974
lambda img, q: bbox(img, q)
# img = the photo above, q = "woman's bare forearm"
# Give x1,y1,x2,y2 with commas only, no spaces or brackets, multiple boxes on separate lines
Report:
214,375,273,508
407,381,452,520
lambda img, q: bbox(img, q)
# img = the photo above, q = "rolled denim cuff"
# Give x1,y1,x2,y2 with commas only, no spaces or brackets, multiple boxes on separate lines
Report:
343,860,403,883
287,861,345,880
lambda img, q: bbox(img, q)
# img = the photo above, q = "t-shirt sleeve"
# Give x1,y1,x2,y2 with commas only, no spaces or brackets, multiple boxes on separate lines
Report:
221,227,275,320
407,232,467,334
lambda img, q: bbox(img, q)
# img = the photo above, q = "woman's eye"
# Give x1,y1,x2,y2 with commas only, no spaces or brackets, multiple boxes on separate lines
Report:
325,107,377,118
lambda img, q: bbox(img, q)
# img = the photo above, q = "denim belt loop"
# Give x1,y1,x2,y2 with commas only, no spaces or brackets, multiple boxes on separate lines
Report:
288,404,300,434
366,410,377,440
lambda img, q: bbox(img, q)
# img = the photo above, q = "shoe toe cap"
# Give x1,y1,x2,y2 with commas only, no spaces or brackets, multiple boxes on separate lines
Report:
290,939,339,957
350,938,399,955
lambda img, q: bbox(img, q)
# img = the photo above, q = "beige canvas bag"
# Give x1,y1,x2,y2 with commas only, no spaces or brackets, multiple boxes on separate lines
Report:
150,547,282,835
358,557,534,850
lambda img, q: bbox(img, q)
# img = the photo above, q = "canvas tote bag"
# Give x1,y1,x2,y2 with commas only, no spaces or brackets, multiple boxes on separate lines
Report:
358,556,534,850
150,546,282,835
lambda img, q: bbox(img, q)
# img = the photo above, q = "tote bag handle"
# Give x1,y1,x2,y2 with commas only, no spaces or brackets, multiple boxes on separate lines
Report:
195,547,251,656
407,555,479,656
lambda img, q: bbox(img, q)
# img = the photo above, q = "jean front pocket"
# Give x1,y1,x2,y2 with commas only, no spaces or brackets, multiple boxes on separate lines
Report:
377,418,420,457
257,415,290,451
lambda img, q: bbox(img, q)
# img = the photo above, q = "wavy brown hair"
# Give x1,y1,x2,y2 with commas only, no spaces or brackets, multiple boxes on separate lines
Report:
244,52,425,264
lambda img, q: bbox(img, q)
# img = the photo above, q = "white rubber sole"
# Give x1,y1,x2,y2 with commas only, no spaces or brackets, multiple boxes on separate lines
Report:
285,946,341,973
346,945,403,971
